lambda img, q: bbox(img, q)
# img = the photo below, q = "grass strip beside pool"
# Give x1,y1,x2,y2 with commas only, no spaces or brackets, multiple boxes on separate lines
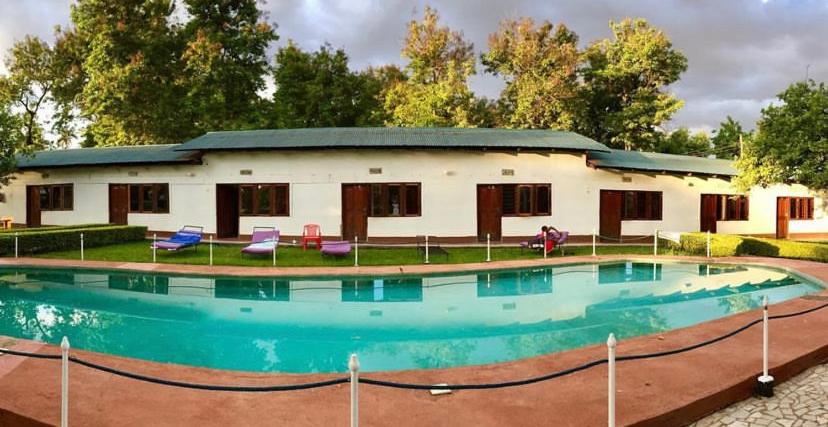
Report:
32,240,656,267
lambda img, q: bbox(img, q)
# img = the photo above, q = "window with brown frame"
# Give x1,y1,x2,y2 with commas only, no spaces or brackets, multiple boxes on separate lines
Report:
621,191,662,220
790,197,814,220
500,184,552,217
710,194,749,221
239,184,290,216
38,184,73,211
369,183,421,217
129,184,169,213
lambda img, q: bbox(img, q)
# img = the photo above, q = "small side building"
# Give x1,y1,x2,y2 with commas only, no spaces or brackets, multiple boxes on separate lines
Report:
2,128,825,242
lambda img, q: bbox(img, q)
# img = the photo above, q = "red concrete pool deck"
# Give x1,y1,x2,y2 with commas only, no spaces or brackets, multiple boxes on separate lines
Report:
0,256,826,427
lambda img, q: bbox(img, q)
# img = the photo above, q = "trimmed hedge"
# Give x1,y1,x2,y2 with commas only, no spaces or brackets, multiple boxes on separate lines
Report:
0,225,147,256
669,232,828,262
0,224,111,234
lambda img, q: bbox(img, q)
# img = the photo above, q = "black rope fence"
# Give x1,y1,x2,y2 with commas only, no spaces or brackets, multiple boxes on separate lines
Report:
1,301,826,392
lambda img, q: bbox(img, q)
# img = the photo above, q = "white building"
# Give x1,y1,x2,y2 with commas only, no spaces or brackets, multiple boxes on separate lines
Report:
2,128,825,242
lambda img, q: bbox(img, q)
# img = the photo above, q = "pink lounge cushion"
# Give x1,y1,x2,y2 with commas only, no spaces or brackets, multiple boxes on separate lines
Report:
242,239,277,254
321,240,351,255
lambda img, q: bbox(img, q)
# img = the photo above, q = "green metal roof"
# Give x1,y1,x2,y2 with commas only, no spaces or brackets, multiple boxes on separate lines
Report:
16,144,201,170
175,127,611,152
587,149,737,176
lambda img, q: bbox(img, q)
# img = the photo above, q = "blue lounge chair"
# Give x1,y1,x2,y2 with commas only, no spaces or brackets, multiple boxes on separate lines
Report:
151,226,204,251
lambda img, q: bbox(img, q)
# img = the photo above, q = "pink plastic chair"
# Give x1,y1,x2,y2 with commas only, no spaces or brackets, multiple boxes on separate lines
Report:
302,224,322,250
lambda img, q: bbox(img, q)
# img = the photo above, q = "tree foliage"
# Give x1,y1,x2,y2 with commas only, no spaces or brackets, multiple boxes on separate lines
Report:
1,36,59,148
577,19,688,150
0,5,709,154
481,18,580,129
71,0,187,146
0,90,29,193
651,128,710,156
710,116,749,160
384,7,481,127
180,0,278,133
271,43,388,128
735,81,828,190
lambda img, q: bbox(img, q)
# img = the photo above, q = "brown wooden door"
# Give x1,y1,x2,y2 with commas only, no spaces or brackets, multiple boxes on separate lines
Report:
700,194,718,233
776,197,790,239
477,185,502,241
599,190,623,242
216,184,240,238
26,185,41,227
342,184,369,241
109,184,129,225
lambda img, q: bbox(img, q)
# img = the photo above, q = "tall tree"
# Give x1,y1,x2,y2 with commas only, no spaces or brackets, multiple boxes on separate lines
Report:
0,90,28,196
356,64,406,126
271,43,387,128
2,36,58,148
710,116,749,159
71,0,187,146
481,18,580,129
735,81,828,190
578,19,688,150
651,128,710,156
181,0,278,133
384,7,480,127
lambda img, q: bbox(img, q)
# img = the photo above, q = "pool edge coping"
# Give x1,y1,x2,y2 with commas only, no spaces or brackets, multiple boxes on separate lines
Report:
1,254,827,285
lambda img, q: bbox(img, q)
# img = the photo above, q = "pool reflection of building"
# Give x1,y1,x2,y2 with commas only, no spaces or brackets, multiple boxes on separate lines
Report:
598,262,662,284
0,262,801,330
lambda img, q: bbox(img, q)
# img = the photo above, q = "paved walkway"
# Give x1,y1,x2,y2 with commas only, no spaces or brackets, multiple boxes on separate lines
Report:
691,363,828,427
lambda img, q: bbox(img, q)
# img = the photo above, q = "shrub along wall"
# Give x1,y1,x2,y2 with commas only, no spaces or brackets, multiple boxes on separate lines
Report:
669,232,828,263
0,225,147,256
0,224,111,234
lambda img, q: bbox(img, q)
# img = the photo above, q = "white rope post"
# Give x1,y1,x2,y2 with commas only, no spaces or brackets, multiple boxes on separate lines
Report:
79,233,84,261
152,233,157,263
424,235,430,264
543,232,548,259
354,236,359,267
757,295,774,397
592,228,597,257
653,229,659,256
60,336,70,427
272,240,276,266
486,233,491,262
349,354,360,427
706,230,711,258
209,235,213,266
14,232,19,258
607,333,616,427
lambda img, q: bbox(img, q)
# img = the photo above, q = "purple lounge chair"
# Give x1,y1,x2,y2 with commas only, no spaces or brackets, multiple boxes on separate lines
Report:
321,240,352,257
151,226,203,251
548,231,569,255
520,230,570,255
241,227,279,256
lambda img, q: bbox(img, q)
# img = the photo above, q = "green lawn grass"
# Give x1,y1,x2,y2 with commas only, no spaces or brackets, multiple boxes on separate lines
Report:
33,240,656,267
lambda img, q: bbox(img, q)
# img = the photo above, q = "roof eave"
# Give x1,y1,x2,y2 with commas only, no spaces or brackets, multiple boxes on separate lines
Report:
16,158,203,171
588,162,736,178
177,145,610,153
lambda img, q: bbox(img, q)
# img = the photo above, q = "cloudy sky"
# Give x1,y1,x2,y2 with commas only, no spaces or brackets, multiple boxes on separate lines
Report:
1,0,826,132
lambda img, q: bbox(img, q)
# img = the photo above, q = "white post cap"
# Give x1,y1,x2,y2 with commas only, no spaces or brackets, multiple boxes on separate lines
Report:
348,354,360,372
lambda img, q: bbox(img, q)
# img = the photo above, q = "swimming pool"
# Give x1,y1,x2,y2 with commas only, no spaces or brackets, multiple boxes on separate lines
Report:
0,261,821,373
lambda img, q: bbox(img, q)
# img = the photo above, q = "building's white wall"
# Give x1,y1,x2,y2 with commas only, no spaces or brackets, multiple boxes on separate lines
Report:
1,149,826,239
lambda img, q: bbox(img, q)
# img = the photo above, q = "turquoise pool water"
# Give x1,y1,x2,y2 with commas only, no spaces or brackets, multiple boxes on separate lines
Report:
0,262,821,373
